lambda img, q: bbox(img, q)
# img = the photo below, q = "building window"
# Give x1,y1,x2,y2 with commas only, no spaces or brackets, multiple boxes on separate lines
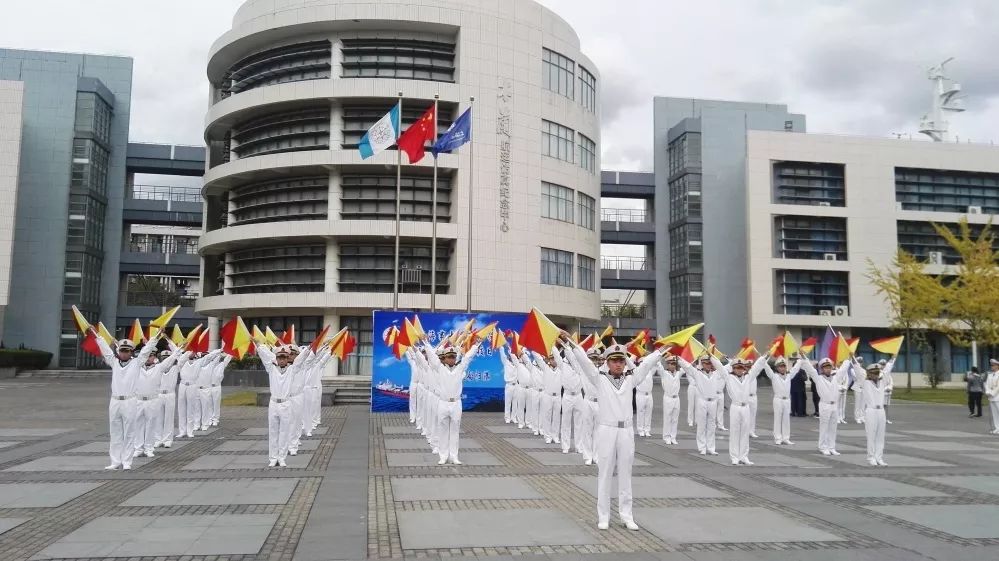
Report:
897,220,999,265
579,134,596,173
225,40,332,95
577,255,595,291
540,247,573,287
577,193,595,230
340,315,373,376
542,48,574,99
71,139,110,197
247,316,323,347
579,66,597,112
776,270,849,315
669,224,702,272
338,242,450,294
341,38,456,82
669,274,703,324
541,182,574,223
542,120,574,163
228,245,326,294
231,107,331,160
774,216,848,260
74,92,112,145
341,103,455,149
773,161,846,207
230,175,329,226
340,173,451,222
668,174,702,224
895,167,999,214
668,132,701,177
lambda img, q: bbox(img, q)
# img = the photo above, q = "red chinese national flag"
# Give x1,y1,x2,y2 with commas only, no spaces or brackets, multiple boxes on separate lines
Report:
397,104,436,164
519,308,560,357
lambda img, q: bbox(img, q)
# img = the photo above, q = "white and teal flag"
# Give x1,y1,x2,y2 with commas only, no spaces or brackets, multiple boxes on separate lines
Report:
358,104,400,159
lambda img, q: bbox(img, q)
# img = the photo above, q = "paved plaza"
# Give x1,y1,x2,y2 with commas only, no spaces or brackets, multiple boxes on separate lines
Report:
0,379,999,559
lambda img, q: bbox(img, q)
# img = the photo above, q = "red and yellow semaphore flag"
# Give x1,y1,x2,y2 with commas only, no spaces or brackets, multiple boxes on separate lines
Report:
221,317,254,359
519,308,560,356
655,323,704,349
280,325,296,346
800,337,818,356
846,337,860,354
70,305,91,334
148,306,181,339
128,319,146,346
870,335,904,356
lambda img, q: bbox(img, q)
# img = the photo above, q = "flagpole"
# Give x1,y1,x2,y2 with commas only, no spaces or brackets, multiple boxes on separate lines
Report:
430,94,440,312
465,96,475,313
393,92,403,311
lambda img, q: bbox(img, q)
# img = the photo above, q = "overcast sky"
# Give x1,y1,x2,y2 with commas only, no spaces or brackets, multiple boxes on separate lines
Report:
1,0,995,173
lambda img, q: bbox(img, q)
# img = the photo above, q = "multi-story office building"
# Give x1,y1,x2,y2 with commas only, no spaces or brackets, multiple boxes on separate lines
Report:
197,0,602,375
0,80,24,343
746,131,999,379
0,49,133,367
653,97,806,350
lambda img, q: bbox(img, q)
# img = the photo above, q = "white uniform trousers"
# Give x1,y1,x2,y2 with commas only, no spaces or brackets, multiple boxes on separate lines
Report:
211,385,222,425
429,396,441,450
198,387,213,430
686,383,697,426
560,392,584,453
156,391,176,447
504,383,515,423
578,399,597,461
715,393,726,429
525,390,536,430
695,397,718,454
990,399,999,432
175,383,190,437
772,396,791,444
310,385,323,430
818,401,839,452
267,399,293,461
837,390,847,422
184,385,201,436
539,393,555,439
853,389,866,423
635,391,653,436
108,397,137,468
594,424,636,526
287,394,304,454
544,393,562,442
513,386,526,426
132,397,160,455
728,401,751,463
416,386,426,432
436,398,462,461
408,383,417,423
661,394,680,442
864,406,886,463
748,395,758,436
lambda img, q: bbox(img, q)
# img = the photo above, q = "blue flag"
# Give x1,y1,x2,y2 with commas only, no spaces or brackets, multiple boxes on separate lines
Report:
432,108,472,156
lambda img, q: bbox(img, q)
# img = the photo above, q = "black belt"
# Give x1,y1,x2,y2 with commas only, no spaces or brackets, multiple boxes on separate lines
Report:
599,421,632,428
138,396,155,401
272,398,287,403
112,396,129,400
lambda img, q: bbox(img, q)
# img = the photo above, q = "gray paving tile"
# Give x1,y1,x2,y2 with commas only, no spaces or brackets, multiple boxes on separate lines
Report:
181,454,313,470
527,451,649,466
0,482,103,508
895,440,996,452
0,517,28,535
122,480,298,506
397,508,597,549
0,442,19,449
32,514,278,558
381,426,420,434
4,455,153,472
570,475,730,498
770,476,945,498
484,425,526,433
391,476,542,501
824,453,953,468
922,475,999,496
239,427,327,437
763,440,865,452
215,440,318,452
0,428,70,438
635,506,841,543
503,437,563,449
692,452,828,468
383,437,481,450
901,430,984,438
956,453,999,464
833,428,908,438
66,441,191,454
866,505,999,538
386,451,501,467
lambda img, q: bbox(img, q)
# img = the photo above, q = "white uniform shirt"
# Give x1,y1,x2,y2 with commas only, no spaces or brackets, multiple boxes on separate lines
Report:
763,359,803,399
557,353,583,394
570,346,662,426
658,364,682,398
423,343,478,400
679,357,725,401
96,336,159,398
861,375,888,410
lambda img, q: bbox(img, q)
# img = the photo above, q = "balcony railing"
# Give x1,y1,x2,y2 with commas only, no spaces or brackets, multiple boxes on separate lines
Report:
129,185,203,204
123,290,199,307
601,208,647,223
127,238,199,255
601,303,649,319
601,256,649,271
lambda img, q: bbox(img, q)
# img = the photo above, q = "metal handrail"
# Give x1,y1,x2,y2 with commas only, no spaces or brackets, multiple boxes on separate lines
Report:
601,208,647,223
601,256,648,271
601,303,649,318
127,238,200,255
129,185,203,204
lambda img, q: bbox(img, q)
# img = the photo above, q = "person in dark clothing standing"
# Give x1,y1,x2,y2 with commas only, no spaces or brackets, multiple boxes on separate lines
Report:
810,376,821,417
790,369,807,416
967,366,985,418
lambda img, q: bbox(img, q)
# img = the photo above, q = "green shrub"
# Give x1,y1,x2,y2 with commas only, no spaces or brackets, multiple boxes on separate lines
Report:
0,349,53,369
229,356,263,370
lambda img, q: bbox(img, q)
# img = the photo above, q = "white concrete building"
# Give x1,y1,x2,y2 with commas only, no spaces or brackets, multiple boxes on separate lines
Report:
0,81,24,343
197,0,602,375
745,131,999,382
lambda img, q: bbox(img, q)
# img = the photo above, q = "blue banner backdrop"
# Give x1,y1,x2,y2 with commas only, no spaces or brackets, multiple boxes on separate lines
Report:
370,310,527,413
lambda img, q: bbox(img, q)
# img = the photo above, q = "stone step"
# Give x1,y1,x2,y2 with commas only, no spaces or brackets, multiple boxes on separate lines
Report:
17,370,109,378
